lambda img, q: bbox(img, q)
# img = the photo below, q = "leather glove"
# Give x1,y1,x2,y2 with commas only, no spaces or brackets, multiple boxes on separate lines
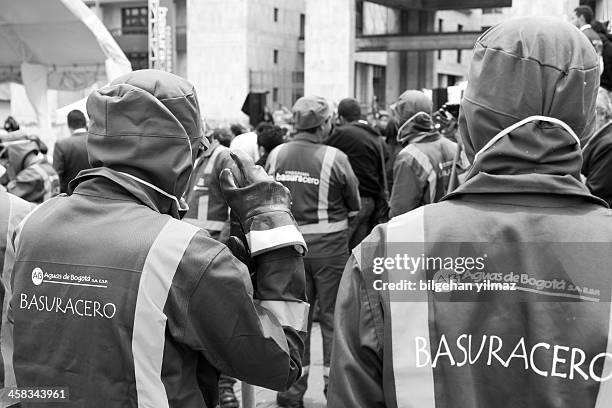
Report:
220,149,306,256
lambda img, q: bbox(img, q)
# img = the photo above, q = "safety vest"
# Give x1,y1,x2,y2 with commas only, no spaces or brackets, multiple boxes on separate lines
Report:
266,134,360,256
7,161,59,204
183,145,231,232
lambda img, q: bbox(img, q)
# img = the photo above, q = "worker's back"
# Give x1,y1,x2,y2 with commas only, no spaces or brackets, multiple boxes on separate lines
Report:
267,132,360,256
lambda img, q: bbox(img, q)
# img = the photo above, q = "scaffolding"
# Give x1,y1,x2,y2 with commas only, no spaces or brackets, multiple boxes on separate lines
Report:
148,0,172,72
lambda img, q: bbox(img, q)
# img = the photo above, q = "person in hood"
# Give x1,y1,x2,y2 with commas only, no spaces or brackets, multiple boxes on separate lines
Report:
327,97,388,249
10,70,309,408
3,137,59,203
388,90,458,218
328,17,612,408
183,128,233,242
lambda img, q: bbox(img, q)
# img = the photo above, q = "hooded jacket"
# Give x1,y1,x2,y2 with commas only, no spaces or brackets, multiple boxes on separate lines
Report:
328,17,612,408
183,142,233,239
5,141,59,204
10,70,307,408
389,130,457,218
0,190,31,407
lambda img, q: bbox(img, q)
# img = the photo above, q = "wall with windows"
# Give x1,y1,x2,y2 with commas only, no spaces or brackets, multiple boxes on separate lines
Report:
187,0,250,123
246,0,306,110
432,10,473,88
100,1,149,70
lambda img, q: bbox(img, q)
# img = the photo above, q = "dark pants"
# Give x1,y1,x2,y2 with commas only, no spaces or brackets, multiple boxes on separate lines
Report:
277,253,348,401
348,196,376,250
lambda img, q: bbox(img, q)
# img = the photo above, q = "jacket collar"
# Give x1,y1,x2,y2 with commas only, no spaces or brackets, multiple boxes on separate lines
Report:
293,131,322,144
69,167,177,217
442,171,609,207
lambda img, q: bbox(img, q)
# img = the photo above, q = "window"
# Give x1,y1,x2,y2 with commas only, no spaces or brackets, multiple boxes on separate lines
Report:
482,7,503,14
457,24,463,63
372,65,386,108
438,19,443,60
274,7,278,22
273,49,279,64
356,0,363,35
122,7,148,34
273,87,279,103
125,52,149,70
299,13,305,39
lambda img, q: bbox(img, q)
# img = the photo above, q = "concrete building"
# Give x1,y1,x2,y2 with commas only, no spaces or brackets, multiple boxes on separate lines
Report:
186,0,306,124
11,0,609,127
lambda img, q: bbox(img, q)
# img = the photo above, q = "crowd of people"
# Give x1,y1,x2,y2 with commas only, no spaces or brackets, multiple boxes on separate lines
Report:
1,8,612,408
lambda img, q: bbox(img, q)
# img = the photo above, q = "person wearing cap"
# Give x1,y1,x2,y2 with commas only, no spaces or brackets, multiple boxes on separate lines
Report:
327,97,388,249
328,17,612,408
2,136,59,203
266,96,360,407
388,90,458,218
10,70,309,408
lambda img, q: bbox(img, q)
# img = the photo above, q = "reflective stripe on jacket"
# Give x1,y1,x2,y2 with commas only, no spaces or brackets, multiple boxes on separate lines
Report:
266,134,360,256
11,175,307,408
7,161,60,204
183,144,232,232
389,133,457,218
328,185,612,408
0,191,31,405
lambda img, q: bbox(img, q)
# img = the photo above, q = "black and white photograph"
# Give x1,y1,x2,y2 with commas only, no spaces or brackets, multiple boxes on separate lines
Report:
1,0,612,407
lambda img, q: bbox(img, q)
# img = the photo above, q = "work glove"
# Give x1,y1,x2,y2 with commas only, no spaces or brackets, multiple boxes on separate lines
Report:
220,149,306,257
221,150,309,335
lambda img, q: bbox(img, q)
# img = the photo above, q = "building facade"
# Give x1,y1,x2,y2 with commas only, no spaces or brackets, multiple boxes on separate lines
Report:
82,0,607,123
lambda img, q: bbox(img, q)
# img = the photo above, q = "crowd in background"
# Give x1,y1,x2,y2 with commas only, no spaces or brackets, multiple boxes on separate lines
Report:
2,6,612,408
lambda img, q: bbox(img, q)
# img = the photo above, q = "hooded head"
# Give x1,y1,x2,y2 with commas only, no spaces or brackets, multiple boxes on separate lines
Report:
7,141,39,175
458,17,599,178
391,90,435,144
85,70,203,207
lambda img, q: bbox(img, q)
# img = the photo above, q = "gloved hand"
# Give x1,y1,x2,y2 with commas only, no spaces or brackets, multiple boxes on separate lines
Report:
220,149,306,256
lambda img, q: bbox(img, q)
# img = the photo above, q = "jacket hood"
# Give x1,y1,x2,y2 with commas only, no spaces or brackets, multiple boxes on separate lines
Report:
458,17,599,180
79,69,203,215
7,141,39,174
